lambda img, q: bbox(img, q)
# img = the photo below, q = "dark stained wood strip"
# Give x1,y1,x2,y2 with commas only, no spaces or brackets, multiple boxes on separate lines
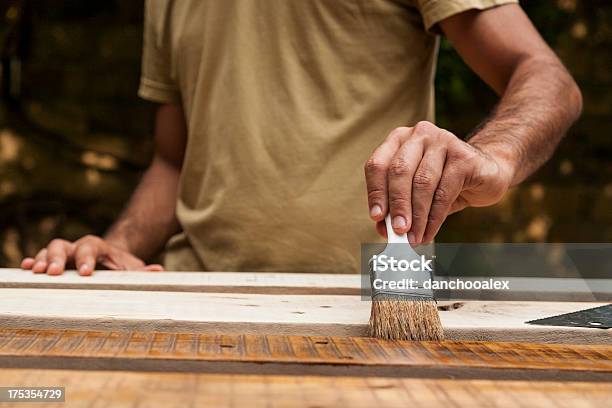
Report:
0,328,610,381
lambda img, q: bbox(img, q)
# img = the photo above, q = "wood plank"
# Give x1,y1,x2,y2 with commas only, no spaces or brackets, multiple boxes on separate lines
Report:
1,368,610,408
0,289,609,343
3,268,611,301
0,268,362,295
0,329,610,381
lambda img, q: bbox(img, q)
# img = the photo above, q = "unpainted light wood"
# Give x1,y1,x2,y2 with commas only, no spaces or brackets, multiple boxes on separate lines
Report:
1,368,611,408
2,268,610,301
0,288,609,344
0,328,610,381
0,269,362,295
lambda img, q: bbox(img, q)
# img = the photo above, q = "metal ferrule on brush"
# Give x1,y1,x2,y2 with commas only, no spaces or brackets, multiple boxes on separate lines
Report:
369,214,436,301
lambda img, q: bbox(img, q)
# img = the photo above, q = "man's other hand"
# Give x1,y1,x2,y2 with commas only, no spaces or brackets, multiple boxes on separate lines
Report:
20,236,164,276
365,121,515,244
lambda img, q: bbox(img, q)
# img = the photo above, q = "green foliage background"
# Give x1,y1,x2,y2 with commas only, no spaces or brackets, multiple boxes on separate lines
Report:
0,0,610,267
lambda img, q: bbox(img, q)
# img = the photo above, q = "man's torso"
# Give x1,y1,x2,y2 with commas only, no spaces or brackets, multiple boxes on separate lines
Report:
141,0,438,272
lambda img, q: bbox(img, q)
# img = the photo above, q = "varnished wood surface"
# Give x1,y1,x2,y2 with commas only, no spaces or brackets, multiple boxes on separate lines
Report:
0,328,610,381
0,368,610,408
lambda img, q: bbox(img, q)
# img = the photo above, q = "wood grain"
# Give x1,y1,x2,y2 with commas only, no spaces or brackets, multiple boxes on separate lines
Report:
1,368,610,408
0,288,609,343
0,269,362,295
0,328,610,381
3,268,610,301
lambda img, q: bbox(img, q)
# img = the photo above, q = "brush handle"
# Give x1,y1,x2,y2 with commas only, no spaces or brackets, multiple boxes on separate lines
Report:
385,214,409,244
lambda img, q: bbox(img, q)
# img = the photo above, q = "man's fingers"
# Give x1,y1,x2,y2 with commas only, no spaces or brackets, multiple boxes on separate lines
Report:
76,254,97,276
410,147,446,244
387,138,423,235
74,237,105,276
364,128,408,222
422,167,464,243
20,235,156,277
45,239,73,275
32,249,48,273
21,258,35,269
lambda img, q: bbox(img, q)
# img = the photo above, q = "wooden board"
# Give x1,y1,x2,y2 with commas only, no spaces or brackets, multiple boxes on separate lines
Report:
0,329,610,381
1,368,611,408
0,269,362,295
0,288,609,343
3,268,610,301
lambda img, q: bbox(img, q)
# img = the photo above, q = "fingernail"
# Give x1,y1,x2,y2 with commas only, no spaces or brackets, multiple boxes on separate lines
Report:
48,262,59,272
370,205,382,218
79,264,90,274
407,232,416,244
33,261,45,271
392,216,407,230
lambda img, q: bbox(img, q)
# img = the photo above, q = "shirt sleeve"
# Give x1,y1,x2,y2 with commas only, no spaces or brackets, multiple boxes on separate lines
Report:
413,0,519,33
138,0,181,104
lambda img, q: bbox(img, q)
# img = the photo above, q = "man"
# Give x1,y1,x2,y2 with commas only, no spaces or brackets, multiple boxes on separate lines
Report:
22,0,582,275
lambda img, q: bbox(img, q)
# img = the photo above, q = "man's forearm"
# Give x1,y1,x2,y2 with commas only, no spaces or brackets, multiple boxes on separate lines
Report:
468,54,583,185
21,104,186,274
104,155,181,260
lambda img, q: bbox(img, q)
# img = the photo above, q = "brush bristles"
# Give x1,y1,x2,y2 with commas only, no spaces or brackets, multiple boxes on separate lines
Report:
369,295,444,341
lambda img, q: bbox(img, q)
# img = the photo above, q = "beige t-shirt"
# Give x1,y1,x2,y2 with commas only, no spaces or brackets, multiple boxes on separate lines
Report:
139,0,515,273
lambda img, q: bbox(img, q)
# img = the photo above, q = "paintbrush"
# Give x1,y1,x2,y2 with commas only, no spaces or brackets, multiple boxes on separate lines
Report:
368,214,444,341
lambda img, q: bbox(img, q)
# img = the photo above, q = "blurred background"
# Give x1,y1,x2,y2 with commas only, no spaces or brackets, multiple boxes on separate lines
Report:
0,0,610,268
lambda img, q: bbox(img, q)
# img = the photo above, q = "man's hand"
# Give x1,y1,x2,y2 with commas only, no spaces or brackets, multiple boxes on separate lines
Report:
20,236,164,276
21,235,164,276
19,103,187,276
365,4,582,243
365,121,514,244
